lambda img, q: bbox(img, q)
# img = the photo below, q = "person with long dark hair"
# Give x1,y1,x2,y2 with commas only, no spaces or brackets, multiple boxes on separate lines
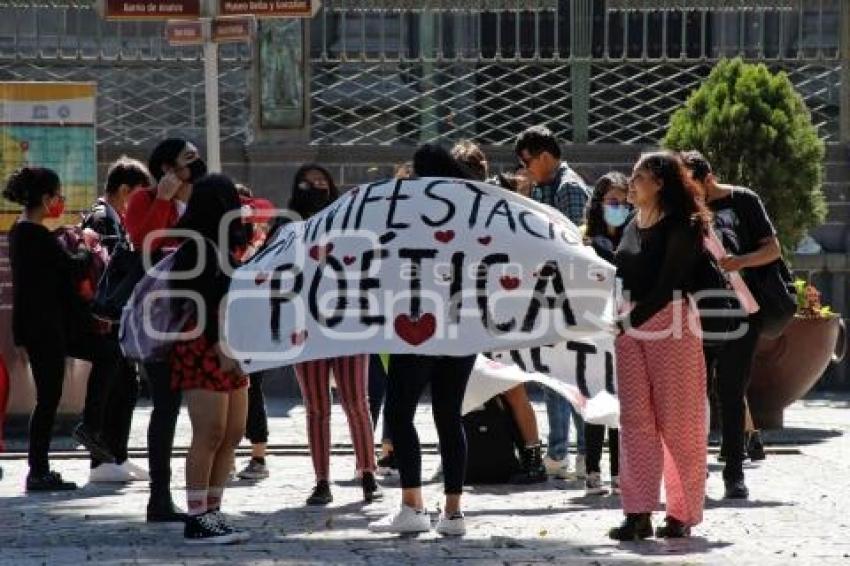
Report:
609,151,709,540
170,174,250,544
582,172,630,496
368,145,477,536
288,164,382,506
5,166,86,491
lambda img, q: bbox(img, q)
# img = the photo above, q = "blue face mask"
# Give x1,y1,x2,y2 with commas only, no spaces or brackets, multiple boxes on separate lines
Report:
603,204,631,228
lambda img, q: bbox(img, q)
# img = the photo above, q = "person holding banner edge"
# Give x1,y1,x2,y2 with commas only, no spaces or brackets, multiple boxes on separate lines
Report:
514,126,589,480
287,164,382,506
609,151,708,540
368,144,479,536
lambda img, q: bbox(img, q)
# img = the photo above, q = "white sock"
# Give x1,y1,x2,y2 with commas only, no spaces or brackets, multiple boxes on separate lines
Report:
186,489,208,516
207,486,224,511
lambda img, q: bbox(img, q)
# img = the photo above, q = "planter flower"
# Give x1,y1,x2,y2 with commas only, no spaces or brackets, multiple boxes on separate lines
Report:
748,281,846,429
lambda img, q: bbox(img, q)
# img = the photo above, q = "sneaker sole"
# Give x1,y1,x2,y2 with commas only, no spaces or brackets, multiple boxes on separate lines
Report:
368,525,431,534
585,488,608,496
237,473,270,480
184,533,243,545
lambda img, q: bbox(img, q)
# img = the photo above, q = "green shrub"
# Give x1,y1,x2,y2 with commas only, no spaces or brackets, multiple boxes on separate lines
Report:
664,57,827,252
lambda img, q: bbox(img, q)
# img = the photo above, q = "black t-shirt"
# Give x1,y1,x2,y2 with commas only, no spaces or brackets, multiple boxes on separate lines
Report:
708,186,777,289
614,215,701,329
708,186,776,256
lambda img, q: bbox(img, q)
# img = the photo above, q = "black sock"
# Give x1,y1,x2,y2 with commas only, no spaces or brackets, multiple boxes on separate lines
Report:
252,457,266,466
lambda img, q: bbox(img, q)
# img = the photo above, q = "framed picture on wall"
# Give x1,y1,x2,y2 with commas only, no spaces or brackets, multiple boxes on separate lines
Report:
259,19,305,129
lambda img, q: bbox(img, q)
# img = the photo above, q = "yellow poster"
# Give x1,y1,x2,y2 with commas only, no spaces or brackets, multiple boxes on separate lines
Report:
0,82,97,230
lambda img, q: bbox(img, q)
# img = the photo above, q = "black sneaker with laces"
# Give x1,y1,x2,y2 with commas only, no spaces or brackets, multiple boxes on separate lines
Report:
361,471,384,503
26,470,77,492
71,423,115,464
608,513,653,541
655,516,691,538
306,480,333,505
184,511,242,545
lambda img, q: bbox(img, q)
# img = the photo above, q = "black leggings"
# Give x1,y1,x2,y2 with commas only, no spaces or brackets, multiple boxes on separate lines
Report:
145,361,182,499
26,341,66,476
82,337,139,466
704,317,761,481
585,423,619,477
367,353,391,441
385,354,475,495
245,372,269,445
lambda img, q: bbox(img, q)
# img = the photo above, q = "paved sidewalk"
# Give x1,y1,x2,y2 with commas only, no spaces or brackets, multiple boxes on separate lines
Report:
1,394,849,565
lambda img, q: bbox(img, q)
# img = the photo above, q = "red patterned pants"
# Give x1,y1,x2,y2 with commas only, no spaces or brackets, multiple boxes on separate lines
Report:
616,300,707,526
295,356,376,481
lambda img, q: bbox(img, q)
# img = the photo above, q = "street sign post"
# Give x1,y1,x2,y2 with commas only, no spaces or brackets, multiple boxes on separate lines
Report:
98,0,320,173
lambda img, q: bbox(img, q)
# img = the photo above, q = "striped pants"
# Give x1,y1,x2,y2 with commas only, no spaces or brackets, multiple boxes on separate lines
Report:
295,356,376,481
616,301,707,526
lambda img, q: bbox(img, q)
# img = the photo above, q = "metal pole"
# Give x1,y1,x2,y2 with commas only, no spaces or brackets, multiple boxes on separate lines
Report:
203,1,221,172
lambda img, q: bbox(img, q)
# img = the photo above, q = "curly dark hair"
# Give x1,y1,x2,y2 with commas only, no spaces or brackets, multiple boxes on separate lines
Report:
585,171,629,240
3,166,61,209
634,151,712,235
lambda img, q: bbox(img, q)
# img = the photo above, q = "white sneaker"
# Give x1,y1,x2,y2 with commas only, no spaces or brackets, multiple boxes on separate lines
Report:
611,475,621,495
543,456,574,480
574,455,587,480
368,505,431,534
89,463,134,483
120,461,150,482
584,472,607,496
435,512,466,536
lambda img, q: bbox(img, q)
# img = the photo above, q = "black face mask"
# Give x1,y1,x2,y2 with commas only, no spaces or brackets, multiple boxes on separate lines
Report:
187,159,208,183
298,182,330,214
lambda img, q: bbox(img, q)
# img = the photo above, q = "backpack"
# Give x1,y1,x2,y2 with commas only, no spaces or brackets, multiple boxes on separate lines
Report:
462,396,521,485
53,225,109,303
91,240,146,325
118,245,198,362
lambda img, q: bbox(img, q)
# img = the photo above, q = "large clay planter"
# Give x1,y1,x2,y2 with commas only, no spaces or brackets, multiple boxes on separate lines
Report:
748,315,846,429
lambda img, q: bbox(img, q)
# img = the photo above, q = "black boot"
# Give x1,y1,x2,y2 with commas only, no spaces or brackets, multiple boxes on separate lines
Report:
306,480,333,505
511,442,547,484
147,490,187,523
747,430,766,461
26,470,77,492
361,472,383,503
608,513,653,541
724,477,750,499
655,516,691,538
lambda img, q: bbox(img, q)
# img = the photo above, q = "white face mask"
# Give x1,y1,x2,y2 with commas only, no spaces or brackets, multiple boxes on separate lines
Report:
175,200,188,218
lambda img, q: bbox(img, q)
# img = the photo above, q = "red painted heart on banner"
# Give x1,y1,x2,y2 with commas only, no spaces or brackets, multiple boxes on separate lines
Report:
499,276,521,290
394,313,436,346
477,236,492,246
309,243,334,261
254,272,269,285
290,330,309,346
434,230,455,243
343,255,356,266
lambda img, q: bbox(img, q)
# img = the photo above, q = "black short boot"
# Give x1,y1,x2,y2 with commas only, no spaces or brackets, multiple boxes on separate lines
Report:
510,442,548,485
608,513,653,541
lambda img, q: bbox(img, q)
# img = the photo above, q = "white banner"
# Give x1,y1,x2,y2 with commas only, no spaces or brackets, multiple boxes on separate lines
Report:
224,178,616,371
481,334,621,428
